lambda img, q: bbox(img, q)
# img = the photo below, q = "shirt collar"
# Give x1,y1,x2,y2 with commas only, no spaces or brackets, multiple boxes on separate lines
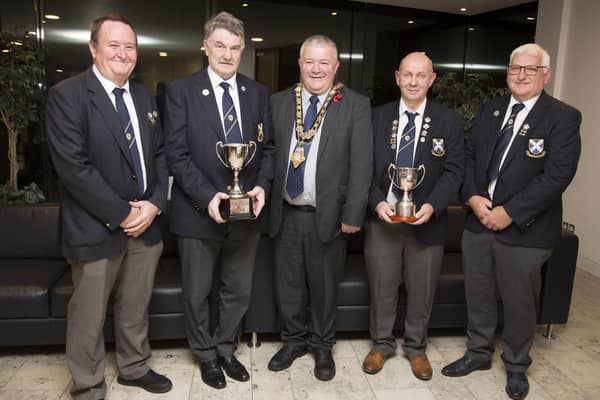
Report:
207,66,237,93
92,64,130,96
509,94,539,113
399,98,427,118
302,87,330,106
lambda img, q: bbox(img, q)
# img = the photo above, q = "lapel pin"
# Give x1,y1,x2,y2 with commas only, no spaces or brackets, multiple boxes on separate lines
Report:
202,89,210,96
241,85,246,92
493,110,500,117
420,137,426,143
424,116,431,123
423,123,430,130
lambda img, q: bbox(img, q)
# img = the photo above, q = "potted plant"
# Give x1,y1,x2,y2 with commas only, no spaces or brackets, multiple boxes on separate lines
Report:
0,29,45,203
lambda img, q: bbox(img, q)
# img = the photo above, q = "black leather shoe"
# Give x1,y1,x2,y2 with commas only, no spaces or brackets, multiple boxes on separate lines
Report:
219,355,250,382
441,355,492,377
506,371,529,400
200,359,226,389
117,369,172,393
268,345,308,371
314,348,335,381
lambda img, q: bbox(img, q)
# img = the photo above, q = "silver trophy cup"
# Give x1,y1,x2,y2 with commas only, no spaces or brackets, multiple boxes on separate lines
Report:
216,141,257,220
387,164,426,222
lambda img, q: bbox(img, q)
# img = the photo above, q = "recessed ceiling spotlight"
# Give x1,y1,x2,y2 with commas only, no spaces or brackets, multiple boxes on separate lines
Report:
201,46,205,51
159,51,168,57
250,37,263,42
44,14,60,20
56,69,64,73
527,16,536,21
27,31,36,36
460,7,467,12
468,27,475,31
331,11,338,16
11,41,23,46
408,20,415,24
242,2,249,7
1,49,10,53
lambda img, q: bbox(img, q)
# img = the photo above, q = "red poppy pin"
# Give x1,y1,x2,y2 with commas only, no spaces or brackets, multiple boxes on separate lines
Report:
333,93,343,103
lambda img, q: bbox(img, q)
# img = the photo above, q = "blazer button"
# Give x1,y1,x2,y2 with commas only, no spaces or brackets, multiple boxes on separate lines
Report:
132,174,137,180
105,223,111,228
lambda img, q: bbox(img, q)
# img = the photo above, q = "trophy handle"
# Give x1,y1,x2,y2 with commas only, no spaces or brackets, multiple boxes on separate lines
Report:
243,141,257,168
388,163,401,190
414,164,426,189
215,141,228,168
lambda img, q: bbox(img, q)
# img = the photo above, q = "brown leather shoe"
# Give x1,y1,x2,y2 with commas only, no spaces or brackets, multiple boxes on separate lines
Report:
362,350,386,374
409,354,432,380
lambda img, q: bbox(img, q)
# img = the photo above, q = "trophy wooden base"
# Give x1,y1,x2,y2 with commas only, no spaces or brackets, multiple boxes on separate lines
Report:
390,215,417,223
220,196,255,221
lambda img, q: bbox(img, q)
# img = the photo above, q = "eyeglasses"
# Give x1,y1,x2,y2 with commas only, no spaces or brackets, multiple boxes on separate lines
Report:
507,64,547,76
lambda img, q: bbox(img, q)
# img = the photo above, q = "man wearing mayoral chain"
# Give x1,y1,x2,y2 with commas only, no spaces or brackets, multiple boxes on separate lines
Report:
267,34,373,381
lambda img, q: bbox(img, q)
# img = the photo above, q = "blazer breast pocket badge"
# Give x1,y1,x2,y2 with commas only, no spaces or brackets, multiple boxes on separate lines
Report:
431,137,445,157
257,122,264,143
526,138,546,158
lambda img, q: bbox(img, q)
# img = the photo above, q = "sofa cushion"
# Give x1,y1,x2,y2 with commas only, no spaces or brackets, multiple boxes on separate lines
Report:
50,257,184,317
0,204,62,258
0,259,68,318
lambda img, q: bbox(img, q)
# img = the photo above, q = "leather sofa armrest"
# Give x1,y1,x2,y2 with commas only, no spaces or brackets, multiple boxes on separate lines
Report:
537,229,579,324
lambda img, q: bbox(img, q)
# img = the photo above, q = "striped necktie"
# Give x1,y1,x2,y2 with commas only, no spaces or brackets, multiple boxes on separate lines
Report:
487,102,525,182
220,82,243,143
392,111,417,196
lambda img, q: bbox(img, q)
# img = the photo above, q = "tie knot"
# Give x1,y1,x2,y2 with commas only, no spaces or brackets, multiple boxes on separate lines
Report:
113,87,126,98
512,103,525,115
405,111,418,123
220,82,230,91
309,95,319,105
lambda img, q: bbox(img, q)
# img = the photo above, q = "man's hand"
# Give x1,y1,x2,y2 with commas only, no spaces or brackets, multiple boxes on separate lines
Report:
482,206,512,231
375,201,398,224
341,223,361,234
122,201,160,237
409,203,434,225
467,195,492,222
247,186,266,218
208,192,229,224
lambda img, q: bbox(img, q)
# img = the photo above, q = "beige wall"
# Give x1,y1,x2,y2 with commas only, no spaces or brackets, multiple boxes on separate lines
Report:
537,0,600,276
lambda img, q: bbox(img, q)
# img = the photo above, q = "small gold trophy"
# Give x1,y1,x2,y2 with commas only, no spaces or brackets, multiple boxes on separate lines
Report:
215,141,257,220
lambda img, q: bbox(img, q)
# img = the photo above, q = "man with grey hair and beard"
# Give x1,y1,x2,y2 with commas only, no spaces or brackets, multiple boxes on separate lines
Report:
442,43,581,400
267,35,373,381
164,11,274,389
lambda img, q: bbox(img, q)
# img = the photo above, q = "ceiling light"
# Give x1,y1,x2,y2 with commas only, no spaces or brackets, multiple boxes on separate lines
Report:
56,69,63,73
468,27,475,31
11,41,23,46
1,49,10,53
408,20,415,24
242,2,248,6
200,46,205,51
250,37,263,42
44,14,60,20
331,11,338,16
159,51,168,57
27,31,36,36
460,7,467,12
527,17,536,21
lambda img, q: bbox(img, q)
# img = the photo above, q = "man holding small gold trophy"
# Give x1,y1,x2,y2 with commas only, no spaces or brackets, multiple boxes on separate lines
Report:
361,52,463,380
164,12,274,389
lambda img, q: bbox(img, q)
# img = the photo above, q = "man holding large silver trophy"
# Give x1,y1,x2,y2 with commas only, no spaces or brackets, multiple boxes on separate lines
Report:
164,12,274,389
361,52,463,380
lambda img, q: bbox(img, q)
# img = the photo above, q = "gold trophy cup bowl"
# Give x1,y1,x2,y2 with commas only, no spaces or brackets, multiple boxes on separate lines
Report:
387,164,426,223
216,141,257,220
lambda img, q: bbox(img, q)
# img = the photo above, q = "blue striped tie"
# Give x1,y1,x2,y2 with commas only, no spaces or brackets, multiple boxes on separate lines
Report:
113,87,144,195
487,103,525,182
220,82,243,143
392,111,417,196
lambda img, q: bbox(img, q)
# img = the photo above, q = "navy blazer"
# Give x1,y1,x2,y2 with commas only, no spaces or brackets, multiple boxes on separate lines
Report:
164,69,274,240
461,91,581,248
369,100,464,245
46,68,168,261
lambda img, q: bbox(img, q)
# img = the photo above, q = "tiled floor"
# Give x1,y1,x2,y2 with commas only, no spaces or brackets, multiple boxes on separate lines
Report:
1,268,599,400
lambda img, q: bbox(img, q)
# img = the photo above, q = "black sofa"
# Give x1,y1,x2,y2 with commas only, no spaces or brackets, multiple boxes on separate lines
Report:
0,203,579,346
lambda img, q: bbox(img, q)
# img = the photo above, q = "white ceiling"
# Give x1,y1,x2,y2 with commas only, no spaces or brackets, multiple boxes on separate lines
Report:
351,0,533,15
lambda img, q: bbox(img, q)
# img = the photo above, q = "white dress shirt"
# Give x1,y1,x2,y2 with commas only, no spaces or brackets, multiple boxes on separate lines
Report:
207,66,244,139
93,65,147,192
